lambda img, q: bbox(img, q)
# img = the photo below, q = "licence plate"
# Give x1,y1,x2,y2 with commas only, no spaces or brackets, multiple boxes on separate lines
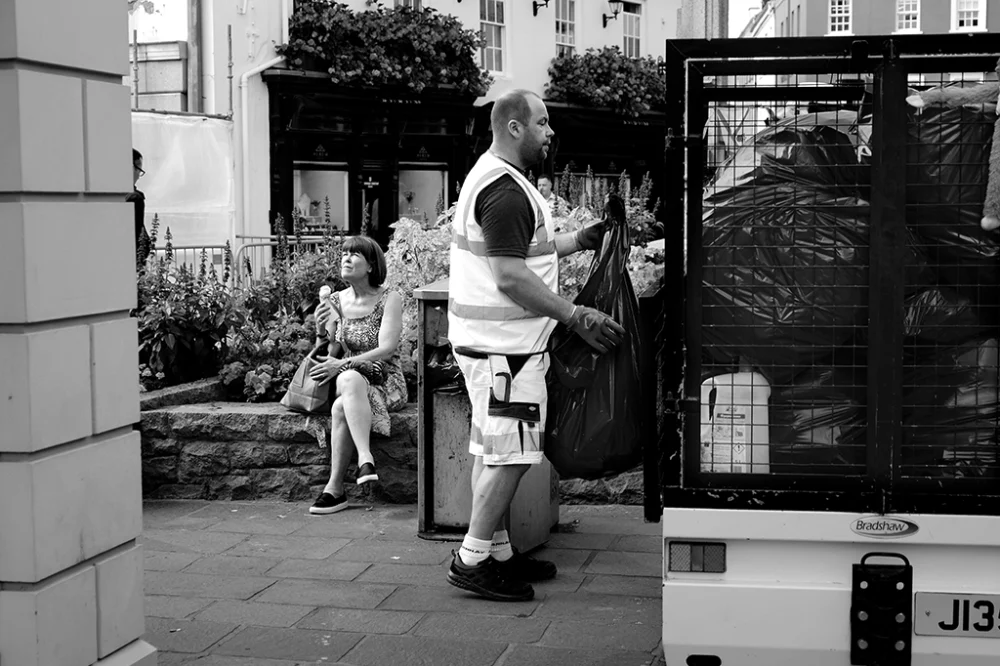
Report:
914,593,1000,638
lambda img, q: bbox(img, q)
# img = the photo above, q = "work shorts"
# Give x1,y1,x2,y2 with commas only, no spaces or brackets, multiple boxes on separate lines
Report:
453,348,549,466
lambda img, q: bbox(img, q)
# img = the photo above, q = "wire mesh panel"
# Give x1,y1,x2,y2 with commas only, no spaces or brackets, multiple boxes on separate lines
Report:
900,65,1000,482
699,70,871,481
660,35,1000,514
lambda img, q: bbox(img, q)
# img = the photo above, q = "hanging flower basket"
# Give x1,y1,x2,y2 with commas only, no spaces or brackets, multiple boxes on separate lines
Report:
545,46,666,118
276,0,493,98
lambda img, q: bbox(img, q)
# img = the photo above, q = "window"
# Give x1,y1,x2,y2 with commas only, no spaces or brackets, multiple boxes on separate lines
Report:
790,8,796,35
796,5,801,35
394,0,422,7
895,0,919,31
293,164,349,231
828,0,851,34
480,0,505,72
554,0,575,57
622,2,641,59
952,0,986,31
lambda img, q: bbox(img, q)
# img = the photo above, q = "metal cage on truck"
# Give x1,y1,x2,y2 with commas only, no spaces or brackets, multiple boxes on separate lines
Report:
655,34,1000,519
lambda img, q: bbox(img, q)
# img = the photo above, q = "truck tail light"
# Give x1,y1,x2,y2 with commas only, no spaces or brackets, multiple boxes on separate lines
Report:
667,541,726,573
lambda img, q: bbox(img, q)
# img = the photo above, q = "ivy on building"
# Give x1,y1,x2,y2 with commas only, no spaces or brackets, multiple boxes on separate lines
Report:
545,46,666,117
277,0,493,97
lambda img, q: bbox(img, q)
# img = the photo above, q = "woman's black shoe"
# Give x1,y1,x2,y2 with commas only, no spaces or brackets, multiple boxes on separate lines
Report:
356,462,379,485
309,492,347,515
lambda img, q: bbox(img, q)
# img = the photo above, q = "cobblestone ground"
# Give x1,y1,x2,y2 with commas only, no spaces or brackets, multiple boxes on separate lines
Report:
142,501,665,666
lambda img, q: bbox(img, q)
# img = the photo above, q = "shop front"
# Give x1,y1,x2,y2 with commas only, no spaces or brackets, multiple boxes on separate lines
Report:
263,69,480,247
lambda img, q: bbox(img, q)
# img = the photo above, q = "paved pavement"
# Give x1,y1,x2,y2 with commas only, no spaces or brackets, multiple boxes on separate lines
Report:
142,500,665,666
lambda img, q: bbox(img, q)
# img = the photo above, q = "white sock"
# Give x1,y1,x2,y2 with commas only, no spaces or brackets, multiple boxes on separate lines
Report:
458,535,492,566
491,530,513,562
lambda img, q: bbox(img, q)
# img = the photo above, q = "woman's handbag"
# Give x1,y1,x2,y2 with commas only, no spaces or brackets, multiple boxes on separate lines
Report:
280,345,332,414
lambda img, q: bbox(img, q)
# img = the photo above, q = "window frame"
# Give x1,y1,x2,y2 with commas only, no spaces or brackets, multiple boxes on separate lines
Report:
622,1,642,59
554,0,576,58
951,0,987,33
894,0,921,34
480,0,506,73
826,0,853,37
393,0,422,8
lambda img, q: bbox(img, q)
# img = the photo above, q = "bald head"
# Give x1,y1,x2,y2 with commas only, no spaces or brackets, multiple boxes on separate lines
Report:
491,89,540,138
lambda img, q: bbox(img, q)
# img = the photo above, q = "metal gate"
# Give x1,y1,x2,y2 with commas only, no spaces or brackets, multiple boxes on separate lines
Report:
653,35,1000,518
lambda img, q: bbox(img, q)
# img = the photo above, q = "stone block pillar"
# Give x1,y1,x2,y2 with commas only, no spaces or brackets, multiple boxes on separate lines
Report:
0,0,156,664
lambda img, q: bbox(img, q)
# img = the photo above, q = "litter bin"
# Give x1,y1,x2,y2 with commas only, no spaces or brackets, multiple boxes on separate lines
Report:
414,278,560,552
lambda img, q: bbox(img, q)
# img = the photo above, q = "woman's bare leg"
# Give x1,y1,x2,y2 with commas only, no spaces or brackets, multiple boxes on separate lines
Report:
322,396,354,496
335,370,374,467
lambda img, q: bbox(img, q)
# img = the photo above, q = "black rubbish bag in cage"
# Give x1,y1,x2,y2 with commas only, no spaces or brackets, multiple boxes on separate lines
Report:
702,184,870,384
768,364,868,472
903,287,986,346
709,111,865,198
906,105,1000,302
545,196,644,480
902,338,1000,478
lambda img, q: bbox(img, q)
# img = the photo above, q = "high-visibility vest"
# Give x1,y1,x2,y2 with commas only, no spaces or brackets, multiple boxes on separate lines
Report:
447,152,559,355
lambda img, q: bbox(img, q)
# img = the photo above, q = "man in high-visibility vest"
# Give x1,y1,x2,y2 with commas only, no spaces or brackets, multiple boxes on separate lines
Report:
446,89,625,601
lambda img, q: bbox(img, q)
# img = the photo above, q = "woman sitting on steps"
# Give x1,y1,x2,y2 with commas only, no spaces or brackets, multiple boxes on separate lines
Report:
308,235,408,515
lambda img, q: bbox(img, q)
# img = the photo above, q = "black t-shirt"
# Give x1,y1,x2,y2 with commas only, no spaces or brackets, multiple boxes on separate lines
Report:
474,174,535,259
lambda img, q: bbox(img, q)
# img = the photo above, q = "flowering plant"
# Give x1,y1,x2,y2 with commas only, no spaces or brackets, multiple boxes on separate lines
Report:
277,0,492,97
219,312,319,402
546,46,666,117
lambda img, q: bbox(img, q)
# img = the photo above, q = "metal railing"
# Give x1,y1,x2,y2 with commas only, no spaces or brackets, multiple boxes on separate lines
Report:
149,244,230,279
233,234,343,286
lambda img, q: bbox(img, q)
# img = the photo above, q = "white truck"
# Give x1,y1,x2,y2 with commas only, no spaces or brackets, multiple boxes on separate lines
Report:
656,34,1000,666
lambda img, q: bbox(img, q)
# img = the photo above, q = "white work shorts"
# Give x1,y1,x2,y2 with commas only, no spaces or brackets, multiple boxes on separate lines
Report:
454,350,549,466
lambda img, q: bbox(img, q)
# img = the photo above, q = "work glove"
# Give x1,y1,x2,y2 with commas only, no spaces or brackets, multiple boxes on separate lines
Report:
566,306,626,354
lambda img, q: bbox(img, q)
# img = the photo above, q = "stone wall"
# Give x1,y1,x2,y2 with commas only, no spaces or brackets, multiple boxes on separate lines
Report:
140,403,418,504
139,399,647,506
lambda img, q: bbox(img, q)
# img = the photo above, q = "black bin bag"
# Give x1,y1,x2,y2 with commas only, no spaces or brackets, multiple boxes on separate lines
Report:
545,196,644,480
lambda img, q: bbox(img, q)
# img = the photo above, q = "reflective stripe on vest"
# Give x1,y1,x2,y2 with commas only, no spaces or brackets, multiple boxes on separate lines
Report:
447,297,543,321
452,166,553,259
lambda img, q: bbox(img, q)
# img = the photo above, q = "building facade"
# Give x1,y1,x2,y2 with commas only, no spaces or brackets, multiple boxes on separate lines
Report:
127,0,679,248
769,0,997,38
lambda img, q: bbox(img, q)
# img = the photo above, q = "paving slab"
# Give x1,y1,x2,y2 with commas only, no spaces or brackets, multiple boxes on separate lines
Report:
377,585,540,616
611,534,664,554
185,502,308,521
296,608,424,634
145,617,239,653
534,592,661,624
195,600,317,628
143,500,212,527
560,506,661,536
531,572,586,594
531,547,593,573
146,551,203,572
291,519,391,539
254,578,397,609
212,626,363,662
174,657,300,666
153,653,193,666
225,535,352,560
412,612,549,643
539,619,662,652
145,571,278,600
331,539,454,565
204,517,309,536
340,634,507,666
142,529,249,554
183,555,284,577
354,563,452,587
264,557,370,581
584,551,660,578
582,575,662,598
545,532,616,551
498,645,657,666
145,595,216,619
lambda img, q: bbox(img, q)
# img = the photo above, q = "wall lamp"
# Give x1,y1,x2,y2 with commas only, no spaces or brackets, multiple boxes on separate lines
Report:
603,0,624,28
533,0,550,16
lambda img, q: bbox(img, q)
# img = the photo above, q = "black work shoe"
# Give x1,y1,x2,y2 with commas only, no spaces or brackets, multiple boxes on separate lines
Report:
356,462,378,485
497,548,558,582
309,492,347,515
447,552,535,602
